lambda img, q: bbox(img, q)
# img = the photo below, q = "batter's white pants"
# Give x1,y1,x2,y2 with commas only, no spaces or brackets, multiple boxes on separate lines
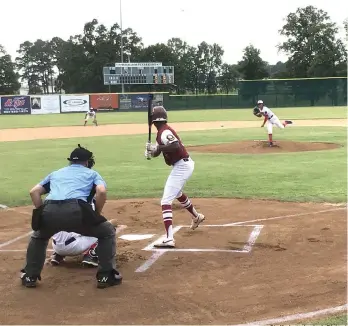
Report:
161,158,195,205
52,232,97,256
266,115,284,134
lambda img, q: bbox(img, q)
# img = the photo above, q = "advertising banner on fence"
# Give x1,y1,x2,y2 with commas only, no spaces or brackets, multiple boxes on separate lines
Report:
130,93,164,110
31,95,60,114
1,96,31,114
90,94,118,111
60,95,89,113
119,94,131,110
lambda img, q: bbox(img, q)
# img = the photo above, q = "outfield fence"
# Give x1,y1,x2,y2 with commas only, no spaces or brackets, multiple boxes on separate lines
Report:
0,77,346,115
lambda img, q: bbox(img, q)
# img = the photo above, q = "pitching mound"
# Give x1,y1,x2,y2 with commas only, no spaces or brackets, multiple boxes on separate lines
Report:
188,140,342,154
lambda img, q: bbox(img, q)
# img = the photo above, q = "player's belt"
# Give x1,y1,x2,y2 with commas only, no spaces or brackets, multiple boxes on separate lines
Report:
183,158,190,162
269,115,273,119
45,199,80,204
52,237,76,246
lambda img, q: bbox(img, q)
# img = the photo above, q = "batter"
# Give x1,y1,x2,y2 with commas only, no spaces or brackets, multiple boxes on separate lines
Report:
145,106,205,248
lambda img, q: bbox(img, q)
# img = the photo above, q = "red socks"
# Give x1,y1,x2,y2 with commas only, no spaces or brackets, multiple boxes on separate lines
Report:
177,193,199,218
162,204,173,239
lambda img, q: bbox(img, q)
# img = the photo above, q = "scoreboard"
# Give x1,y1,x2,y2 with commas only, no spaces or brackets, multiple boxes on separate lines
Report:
103,62,175,85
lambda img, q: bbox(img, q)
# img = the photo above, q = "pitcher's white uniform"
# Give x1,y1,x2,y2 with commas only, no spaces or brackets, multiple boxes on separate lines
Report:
260,106,284,134
52,232,97,256
257,99,292,146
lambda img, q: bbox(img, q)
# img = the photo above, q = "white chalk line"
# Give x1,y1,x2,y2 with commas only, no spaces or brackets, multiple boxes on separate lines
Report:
226,207,346,226
147,248,249,253
243,225,264,252
0,204,8,209
0,231,33,249
143,225,264,253
135,207,345,272
231,304,347,326
135,226,182,273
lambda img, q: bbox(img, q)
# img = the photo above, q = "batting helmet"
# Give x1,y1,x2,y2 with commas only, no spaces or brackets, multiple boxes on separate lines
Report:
151,106,167,123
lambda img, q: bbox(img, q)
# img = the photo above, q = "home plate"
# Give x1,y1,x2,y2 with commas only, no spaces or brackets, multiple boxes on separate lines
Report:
119,234,155,241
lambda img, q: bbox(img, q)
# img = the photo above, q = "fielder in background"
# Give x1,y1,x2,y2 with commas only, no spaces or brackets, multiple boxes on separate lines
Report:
253,100,293,147
84,107,98,126
145,106,205,248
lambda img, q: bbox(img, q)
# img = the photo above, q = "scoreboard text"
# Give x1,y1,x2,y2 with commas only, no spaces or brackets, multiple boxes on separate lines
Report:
103,63,174,85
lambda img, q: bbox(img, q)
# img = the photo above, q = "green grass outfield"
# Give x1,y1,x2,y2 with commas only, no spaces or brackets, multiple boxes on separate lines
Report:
312,314,347,325
0,106,346,129
0,126,345,207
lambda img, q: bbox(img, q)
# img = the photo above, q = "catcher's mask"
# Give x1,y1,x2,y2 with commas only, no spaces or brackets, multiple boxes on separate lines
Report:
67,144,95,169
151,106,167,124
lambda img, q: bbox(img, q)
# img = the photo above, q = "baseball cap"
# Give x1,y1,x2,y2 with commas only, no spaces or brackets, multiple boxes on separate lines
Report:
257,100,264,104
67,144,93,162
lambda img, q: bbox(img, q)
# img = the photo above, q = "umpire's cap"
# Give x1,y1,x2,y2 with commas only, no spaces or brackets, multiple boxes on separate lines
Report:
67,144,95,168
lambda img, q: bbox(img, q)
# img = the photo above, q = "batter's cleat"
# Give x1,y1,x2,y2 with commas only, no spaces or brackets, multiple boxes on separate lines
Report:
97,269,122,289
154,238,175,248
190,213,205,230
20,269,41,288
50,252,65,266
285,120,293,125
82,253,98,267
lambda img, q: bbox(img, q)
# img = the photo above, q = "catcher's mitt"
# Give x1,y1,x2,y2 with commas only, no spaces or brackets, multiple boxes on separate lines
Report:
253,106,262,118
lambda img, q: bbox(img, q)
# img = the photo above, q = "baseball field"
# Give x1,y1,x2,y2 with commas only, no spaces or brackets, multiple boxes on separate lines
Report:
0,106,346,325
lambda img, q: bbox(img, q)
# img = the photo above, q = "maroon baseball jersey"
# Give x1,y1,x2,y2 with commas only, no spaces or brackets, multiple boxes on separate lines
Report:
156,124,189,166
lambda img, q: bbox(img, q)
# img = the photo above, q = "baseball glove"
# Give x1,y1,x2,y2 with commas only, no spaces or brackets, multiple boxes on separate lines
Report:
253,106,262,118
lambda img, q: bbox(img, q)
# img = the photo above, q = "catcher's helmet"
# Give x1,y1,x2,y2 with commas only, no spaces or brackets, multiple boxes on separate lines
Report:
151,106,167,123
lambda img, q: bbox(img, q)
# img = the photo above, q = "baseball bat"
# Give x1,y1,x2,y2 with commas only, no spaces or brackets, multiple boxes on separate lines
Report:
147,93,153,142
147,93,154,160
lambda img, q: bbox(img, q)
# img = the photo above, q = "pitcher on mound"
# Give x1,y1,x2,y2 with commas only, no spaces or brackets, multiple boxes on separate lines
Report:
145,106,205,248
254,100,293,146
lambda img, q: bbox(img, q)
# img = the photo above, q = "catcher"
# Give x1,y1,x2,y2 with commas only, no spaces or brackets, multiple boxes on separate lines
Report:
50,218,118,268
253,100,292,147
84,107,98,126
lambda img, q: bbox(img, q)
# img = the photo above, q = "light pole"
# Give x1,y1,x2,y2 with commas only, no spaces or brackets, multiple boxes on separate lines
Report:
120,0,125,93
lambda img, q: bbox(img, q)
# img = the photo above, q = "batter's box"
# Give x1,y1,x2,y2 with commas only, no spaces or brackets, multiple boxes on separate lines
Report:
135,224,263,273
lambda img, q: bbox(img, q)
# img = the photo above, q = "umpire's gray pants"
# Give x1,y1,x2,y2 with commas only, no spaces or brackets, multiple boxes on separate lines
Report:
24,201,116,277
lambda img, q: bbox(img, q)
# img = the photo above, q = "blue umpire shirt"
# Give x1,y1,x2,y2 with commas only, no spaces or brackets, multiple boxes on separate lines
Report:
39,164,106,201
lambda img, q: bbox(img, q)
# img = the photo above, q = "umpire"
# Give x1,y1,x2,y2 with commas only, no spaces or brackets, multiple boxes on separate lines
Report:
20,144,122,289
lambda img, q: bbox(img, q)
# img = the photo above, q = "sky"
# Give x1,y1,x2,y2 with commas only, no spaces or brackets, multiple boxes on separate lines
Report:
1,0,347,65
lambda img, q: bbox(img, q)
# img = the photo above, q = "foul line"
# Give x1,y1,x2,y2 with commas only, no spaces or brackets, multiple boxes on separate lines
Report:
0,231,33,249
225,207,346,226
232,304,347,326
